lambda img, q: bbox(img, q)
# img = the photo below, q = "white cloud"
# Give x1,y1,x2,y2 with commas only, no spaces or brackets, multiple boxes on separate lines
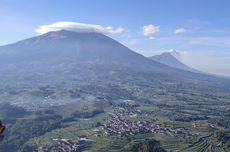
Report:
142,24,160,36
35,21,125,35
153,49,188,59
168,49,188,59
174,28,186,34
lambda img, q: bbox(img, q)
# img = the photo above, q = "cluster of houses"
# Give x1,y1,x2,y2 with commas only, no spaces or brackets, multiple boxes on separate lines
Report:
103,104,182,137
43,137,89,152
111,104,141,118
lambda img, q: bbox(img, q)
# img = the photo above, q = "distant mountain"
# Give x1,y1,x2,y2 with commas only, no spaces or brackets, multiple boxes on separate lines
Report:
0,30,169,69
0,30,228,88
150,52,198,73
0,30,175,86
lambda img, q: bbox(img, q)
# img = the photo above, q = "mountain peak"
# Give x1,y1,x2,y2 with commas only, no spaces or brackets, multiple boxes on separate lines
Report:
150,52,198,73
0,29,167,74
40,29,104,39
44,29,105,36
160,52,175,58
42,30,69,39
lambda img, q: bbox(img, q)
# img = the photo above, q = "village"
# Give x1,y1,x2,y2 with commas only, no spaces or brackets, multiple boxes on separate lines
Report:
103,104,183,137
35,103,185,151
42,137,90,152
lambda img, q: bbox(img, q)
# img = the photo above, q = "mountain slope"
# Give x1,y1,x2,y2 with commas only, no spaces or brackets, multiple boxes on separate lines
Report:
0,30,229,88
150,52,198,72
0,30,164,70
0,30,176,86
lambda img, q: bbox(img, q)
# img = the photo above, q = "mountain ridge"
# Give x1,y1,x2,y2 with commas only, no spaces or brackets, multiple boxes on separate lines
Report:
0,30,177,86
150,52,199,73
0,30,229,88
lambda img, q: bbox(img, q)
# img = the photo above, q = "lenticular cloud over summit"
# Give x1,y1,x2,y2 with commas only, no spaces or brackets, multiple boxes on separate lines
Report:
35,21,125,35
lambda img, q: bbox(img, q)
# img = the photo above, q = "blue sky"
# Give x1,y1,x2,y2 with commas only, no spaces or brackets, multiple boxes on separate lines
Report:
1,0,230,76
